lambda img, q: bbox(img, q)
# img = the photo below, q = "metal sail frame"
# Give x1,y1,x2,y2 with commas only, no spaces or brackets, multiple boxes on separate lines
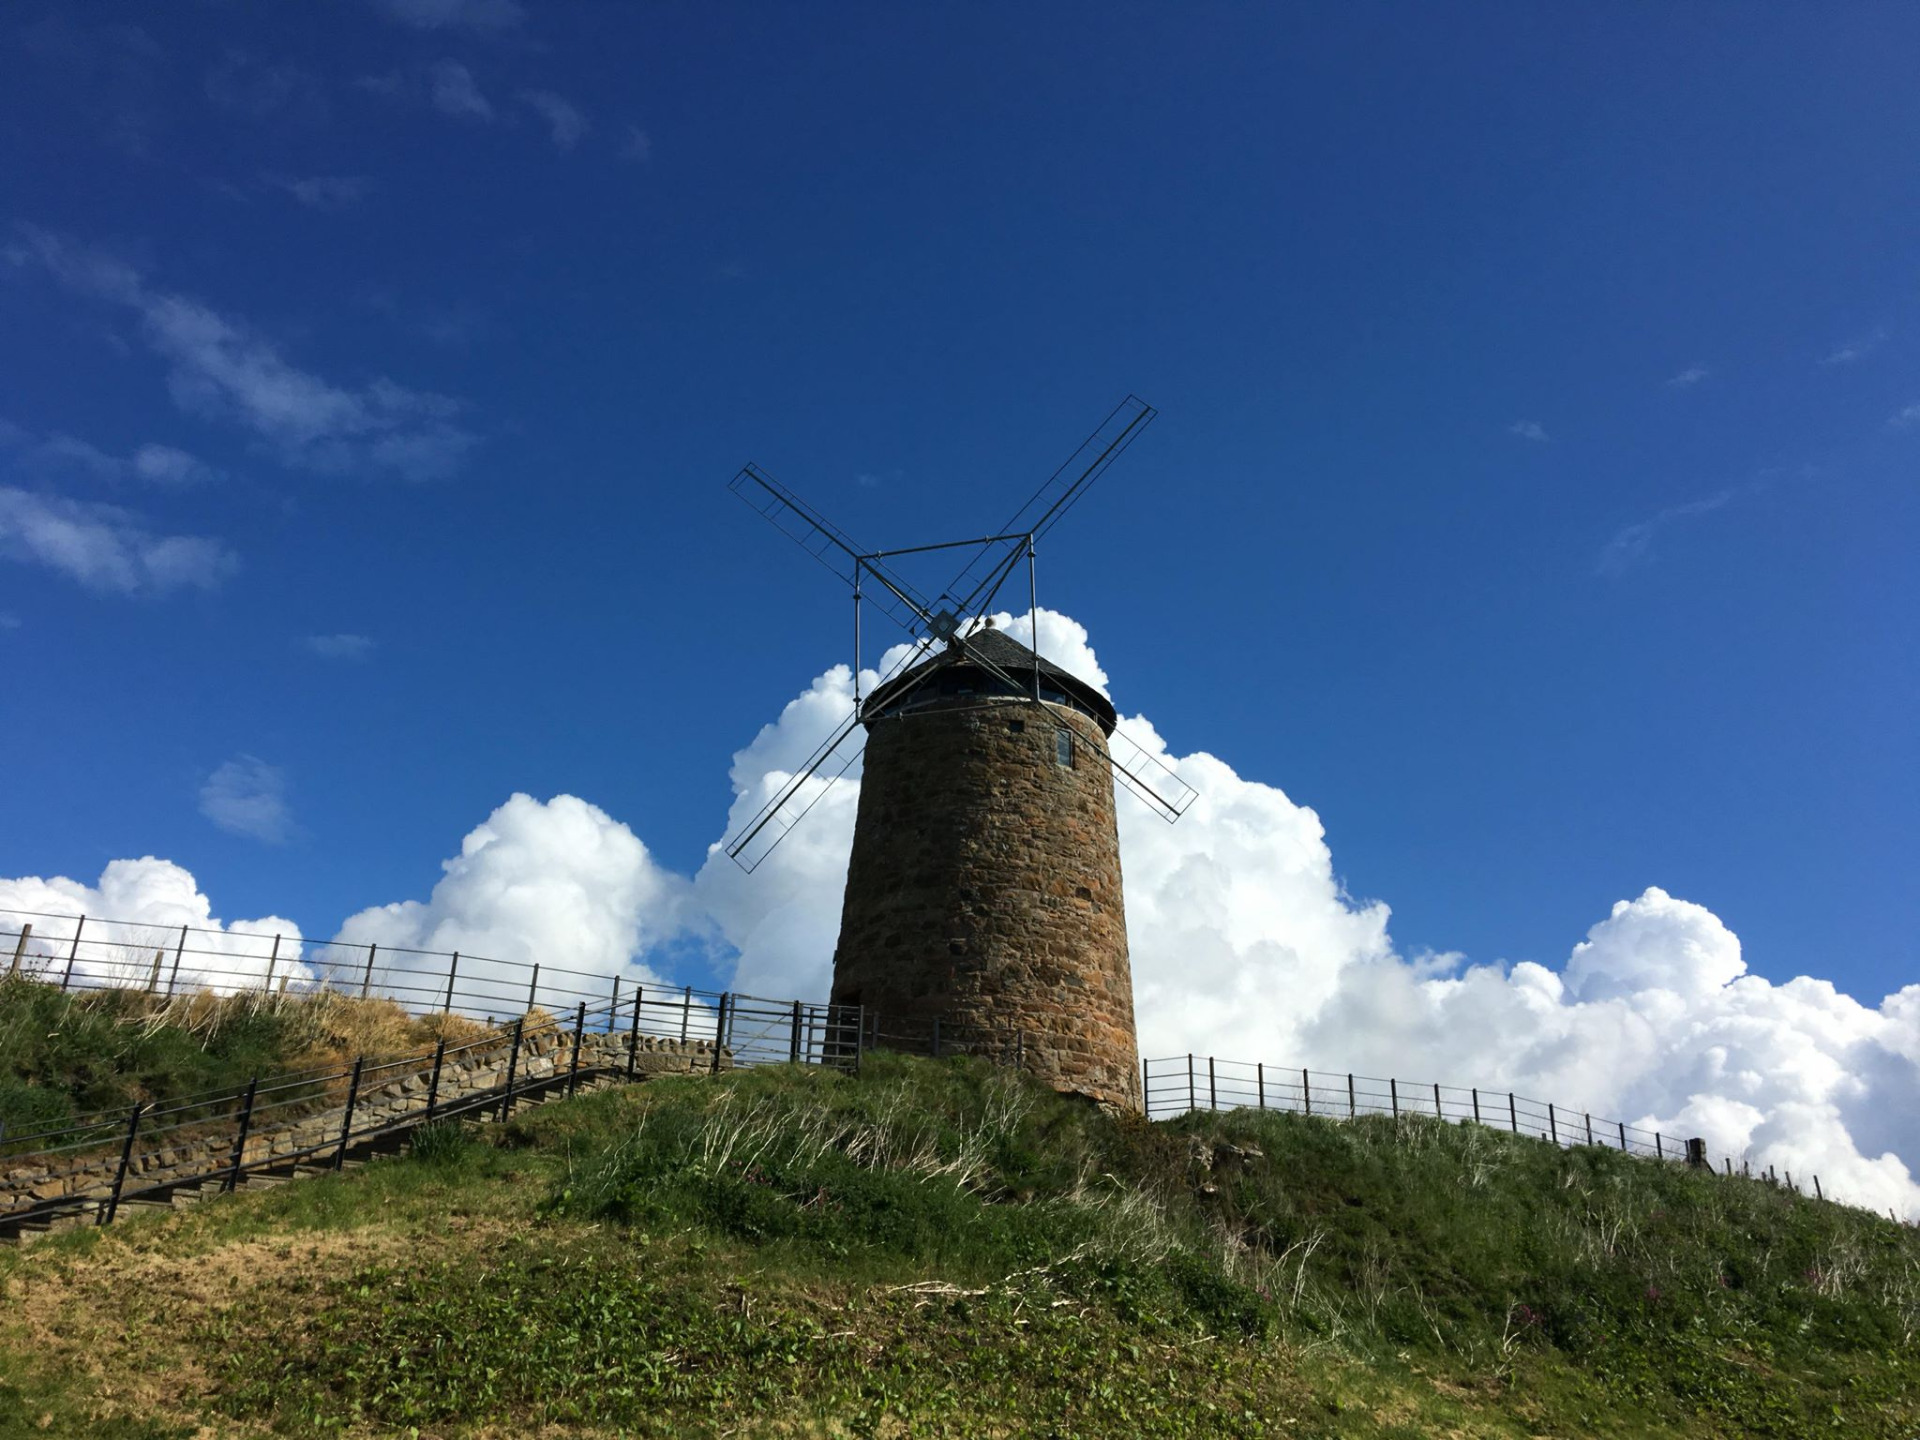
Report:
722,395,1194,872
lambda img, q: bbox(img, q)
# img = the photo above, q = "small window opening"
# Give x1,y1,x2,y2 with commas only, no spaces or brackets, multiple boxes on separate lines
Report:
1008,718,1025,734
1055,728,1074,767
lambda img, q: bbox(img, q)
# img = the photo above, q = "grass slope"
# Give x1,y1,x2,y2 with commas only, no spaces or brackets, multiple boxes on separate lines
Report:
1,1053,1915,1438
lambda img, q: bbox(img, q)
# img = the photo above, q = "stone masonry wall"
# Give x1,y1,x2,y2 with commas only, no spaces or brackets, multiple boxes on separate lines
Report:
831,697,1139,1109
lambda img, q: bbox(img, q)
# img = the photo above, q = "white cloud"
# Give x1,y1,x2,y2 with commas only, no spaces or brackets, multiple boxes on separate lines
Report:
0,858,305,995
304,632,375,661
519,90,589,151
1666,365,1710,388
618,126,653,163
0,486,237,595
1819,331,1884,366
429,60,493,122
0,421,221,486
12,228,478,481
200,756,294,844
371,0,524,30
1596,490,1734,577
335,793,687,1013
131,442,219,485
265,174,369,211
1507,420,1548,442
1890,401,1920,429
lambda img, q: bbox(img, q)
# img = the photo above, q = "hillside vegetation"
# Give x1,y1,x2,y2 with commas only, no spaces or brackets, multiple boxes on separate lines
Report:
2,1051,1916,1438
0,975,491,1145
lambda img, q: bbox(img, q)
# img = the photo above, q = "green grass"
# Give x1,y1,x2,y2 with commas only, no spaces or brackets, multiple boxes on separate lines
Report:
2,1053,1916,1437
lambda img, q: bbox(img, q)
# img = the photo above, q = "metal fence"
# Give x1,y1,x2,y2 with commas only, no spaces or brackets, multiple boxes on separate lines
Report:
1145,1053,1856,1211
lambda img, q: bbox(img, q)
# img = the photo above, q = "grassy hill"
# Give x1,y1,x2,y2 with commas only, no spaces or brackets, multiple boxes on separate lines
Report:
1,1049,1916,1438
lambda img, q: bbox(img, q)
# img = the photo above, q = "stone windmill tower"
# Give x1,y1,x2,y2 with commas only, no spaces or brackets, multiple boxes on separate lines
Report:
723,397,1196,1110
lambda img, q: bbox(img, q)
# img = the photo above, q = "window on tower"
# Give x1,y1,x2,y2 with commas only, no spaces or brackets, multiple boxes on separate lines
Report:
1055,728,1074,767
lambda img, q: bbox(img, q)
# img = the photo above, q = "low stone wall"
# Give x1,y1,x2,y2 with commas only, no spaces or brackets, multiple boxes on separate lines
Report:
1,1028,728,1216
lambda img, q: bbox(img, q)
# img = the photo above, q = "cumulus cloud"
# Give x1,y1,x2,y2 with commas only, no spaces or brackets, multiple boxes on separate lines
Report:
199,756,294,844
304,632,375,660
10,228,477,481
1665,365,1710,388
519,90,589,150
0,486,237,595
1507,420,1548,442
335,794,690,1014
429,61,493,122
0,858,305,995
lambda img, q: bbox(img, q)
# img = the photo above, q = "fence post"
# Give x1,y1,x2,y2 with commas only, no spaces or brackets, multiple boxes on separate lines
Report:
498,1018,525,1121
1509,1093,1518,1133
1655,1132,1664,1160
608,976,620,1034
224,1077,260,1193
333,1057,366,1170
854,1004,866,1074
932,1016,942,1059
527,963,541,1014
1390,1079,1398,1119
1142,1058,1150,1114
627,987,642,1078
1433,1082,1443,1120
444,952,459,1014
1348,1073,1356,1119
358,943,377,1000
1814,1175,1823,1201
1208,1056,1217,1111
1302,1067,1311,1116
165,923,189,998
711,994,730,1076
1617,1120,1627,1151
1187,1054,1195,1113
425,1039,447,1122
1256,1062,1265,1110
62,915,83,990
1547,1104,1558,1146
1472,1088,1481,1124
1584,1112,1594,1147
567,1002,587,1097
102,1103,145,1226
790,1001,803,1063
264,934,280,995
680,984,691,1042
7,922,30,977
146,949,163,992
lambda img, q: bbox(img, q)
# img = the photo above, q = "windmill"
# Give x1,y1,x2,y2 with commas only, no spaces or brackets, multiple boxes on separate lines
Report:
722,395,1196,1111
724,394,1197,873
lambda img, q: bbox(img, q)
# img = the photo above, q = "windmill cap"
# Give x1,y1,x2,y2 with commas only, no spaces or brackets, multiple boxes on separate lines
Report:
863,625,1117,733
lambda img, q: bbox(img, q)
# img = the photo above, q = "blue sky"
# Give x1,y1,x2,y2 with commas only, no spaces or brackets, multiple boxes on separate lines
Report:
2,1,1916,1016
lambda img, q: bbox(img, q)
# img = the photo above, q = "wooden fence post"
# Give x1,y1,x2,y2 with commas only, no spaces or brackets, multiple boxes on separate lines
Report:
1208,1056,1217,1111
527,963,541,1014
7,922,30,977
1617,1120,1628,1151
1187,1054,1196,1113
1433,1082,1443,1120
263,934,280,995
358,944,377,1000
498,1018,525,1121
789,1000,803,1063
1390,1078,1399,1119
1256,1062,1265,1110
444,952,458,1014
1472,1088,1481,1124
1348,1073,1356,1119
1509,1093,1518,1133
62,915,83,990
1548,1104,1558,1146
627,987,642,1078
165,924,189,998
1302,1067,1311,1116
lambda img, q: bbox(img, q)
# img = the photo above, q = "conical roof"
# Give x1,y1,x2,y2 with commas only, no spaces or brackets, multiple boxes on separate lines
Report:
862,624,1117,733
